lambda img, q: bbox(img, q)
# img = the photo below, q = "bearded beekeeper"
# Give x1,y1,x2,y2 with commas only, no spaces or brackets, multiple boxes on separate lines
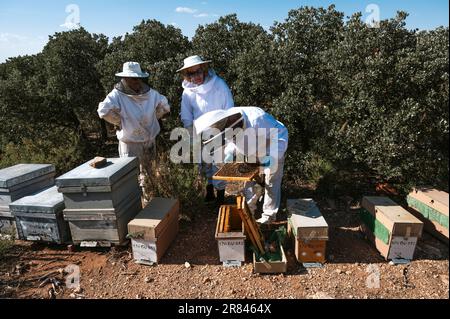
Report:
97,62,170,192
194,107,288,224
178,55,234,205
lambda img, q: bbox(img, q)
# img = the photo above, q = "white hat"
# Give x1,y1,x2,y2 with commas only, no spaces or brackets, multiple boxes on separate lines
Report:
194,108,243,135
115,62,149,78
177,55,212,73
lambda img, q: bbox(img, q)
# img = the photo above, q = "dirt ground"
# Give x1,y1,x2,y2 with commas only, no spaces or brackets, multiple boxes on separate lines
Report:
0,189,448,300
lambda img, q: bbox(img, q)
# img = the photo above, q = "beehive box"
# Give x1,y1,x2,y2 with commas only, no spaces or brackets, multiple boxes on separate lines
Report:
215,205,246,266
128,198,179,265
287,199,328,264
407,188,448,243
253,244,287,274
56,157,142,246
360,196,423,260
0,164,55,237
9,186,70,244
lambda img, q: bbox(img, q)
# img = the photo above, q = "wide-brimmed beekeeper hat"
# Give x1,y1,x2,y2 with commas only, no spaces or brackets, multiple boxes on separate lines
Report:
115,62,149,78
177,55,212,73
194,108,244,145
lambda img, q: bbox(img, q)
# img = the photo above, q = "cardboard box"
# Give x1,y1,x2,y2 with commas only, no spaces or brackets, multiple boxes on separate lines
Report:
128,198,179,264
253,244,287,274
407,188,449,243
360,196,423,260
215,205,246,265
287,199,328,264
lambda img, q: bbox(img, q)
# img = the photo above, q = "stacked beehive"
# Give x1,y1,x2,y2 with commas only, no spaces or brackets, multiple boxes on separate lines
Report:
55,157,142,246
0,164,55,237
287,199,329,265
10,186,70,244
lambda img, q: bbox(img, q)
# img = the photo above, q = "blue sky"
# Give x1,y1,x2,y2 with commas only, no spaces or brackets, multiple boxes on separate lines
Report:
0,0,448,62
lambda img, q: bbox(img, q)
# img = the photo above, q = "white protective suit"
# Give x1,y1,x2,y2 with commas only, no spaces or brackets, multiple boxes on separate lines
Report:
226,107,288,220
97,86,170,186
180,70,234,190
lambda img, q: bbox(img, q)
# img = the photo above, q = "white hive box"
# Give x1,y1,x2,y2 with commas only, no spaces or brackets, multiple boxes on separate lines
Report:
10,186,70,244
56,157,142,246
0,164,55,237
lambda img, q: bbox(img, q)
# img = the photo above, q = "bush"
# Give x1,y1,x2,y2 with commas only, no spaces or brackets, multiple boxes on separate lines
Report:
0,128,86,175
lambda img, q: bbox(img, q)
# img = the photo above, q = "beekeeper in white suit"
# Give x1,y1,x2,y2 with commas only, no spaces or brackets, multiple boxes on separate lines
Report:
194,107,288,224
97,62,170,192
178,55,234,205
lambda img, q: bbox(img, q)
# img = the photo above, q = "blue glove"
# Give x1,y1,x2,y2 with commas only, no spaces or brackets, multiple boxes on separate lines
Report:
223,142,236,163
260,155,275,168
259,155,277,169
224,151,234,163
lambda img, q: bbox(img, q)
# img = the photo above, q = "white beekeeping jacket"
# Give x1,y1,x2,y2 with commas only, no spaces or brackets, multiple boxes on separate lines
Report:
97,88,170,144
228,107,289,159
180,70,234,128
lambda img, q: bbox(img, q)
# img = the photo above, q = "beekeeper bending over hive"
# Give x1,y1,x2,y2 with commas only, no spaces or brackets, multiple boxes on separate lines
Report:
97,62,170,192
178,55,234,205
194,107,288,224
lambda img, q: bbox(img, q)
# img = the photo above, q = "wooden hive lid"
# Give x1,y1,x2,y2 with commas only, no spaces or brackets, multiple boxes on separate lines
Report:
362,196,423,236
409,188,449,216
128,198,179,240
287,199,328,239
0,164,55,189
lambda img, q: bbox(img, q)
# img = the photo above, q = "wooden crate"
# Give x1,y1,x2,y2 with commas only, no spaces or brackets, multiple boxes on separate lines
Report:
10,186,70,244
253,244,287,274
361,196,423,260
407,188,448,244
215,205,246,265
128,198,180,264
287,199,328,264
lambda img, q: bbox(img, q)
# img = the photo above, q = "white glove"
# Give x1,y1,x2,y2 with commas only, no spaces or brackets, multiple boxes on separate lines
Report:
156,102,170,119
103,108,121,126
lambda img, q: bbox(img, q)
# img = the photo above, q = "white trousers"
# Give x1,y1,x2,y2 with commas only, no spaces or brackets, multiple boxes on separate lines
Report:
243,156,285,219
118,140,155,187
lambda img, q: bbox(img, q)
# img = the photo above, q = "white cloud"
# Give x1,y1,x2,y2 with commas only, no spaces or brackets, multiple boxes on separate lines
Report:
60,22,81,30
0,33,47,63
0,33,27,43
175,7,198,14
194,13,209,18
193,13,219,18
170,22,179,27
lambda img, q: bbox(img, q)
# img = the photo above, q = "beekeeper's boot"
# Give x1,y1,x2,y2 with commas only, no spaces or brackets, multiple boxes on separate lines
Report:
204,184,216,202
216,189,225,206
